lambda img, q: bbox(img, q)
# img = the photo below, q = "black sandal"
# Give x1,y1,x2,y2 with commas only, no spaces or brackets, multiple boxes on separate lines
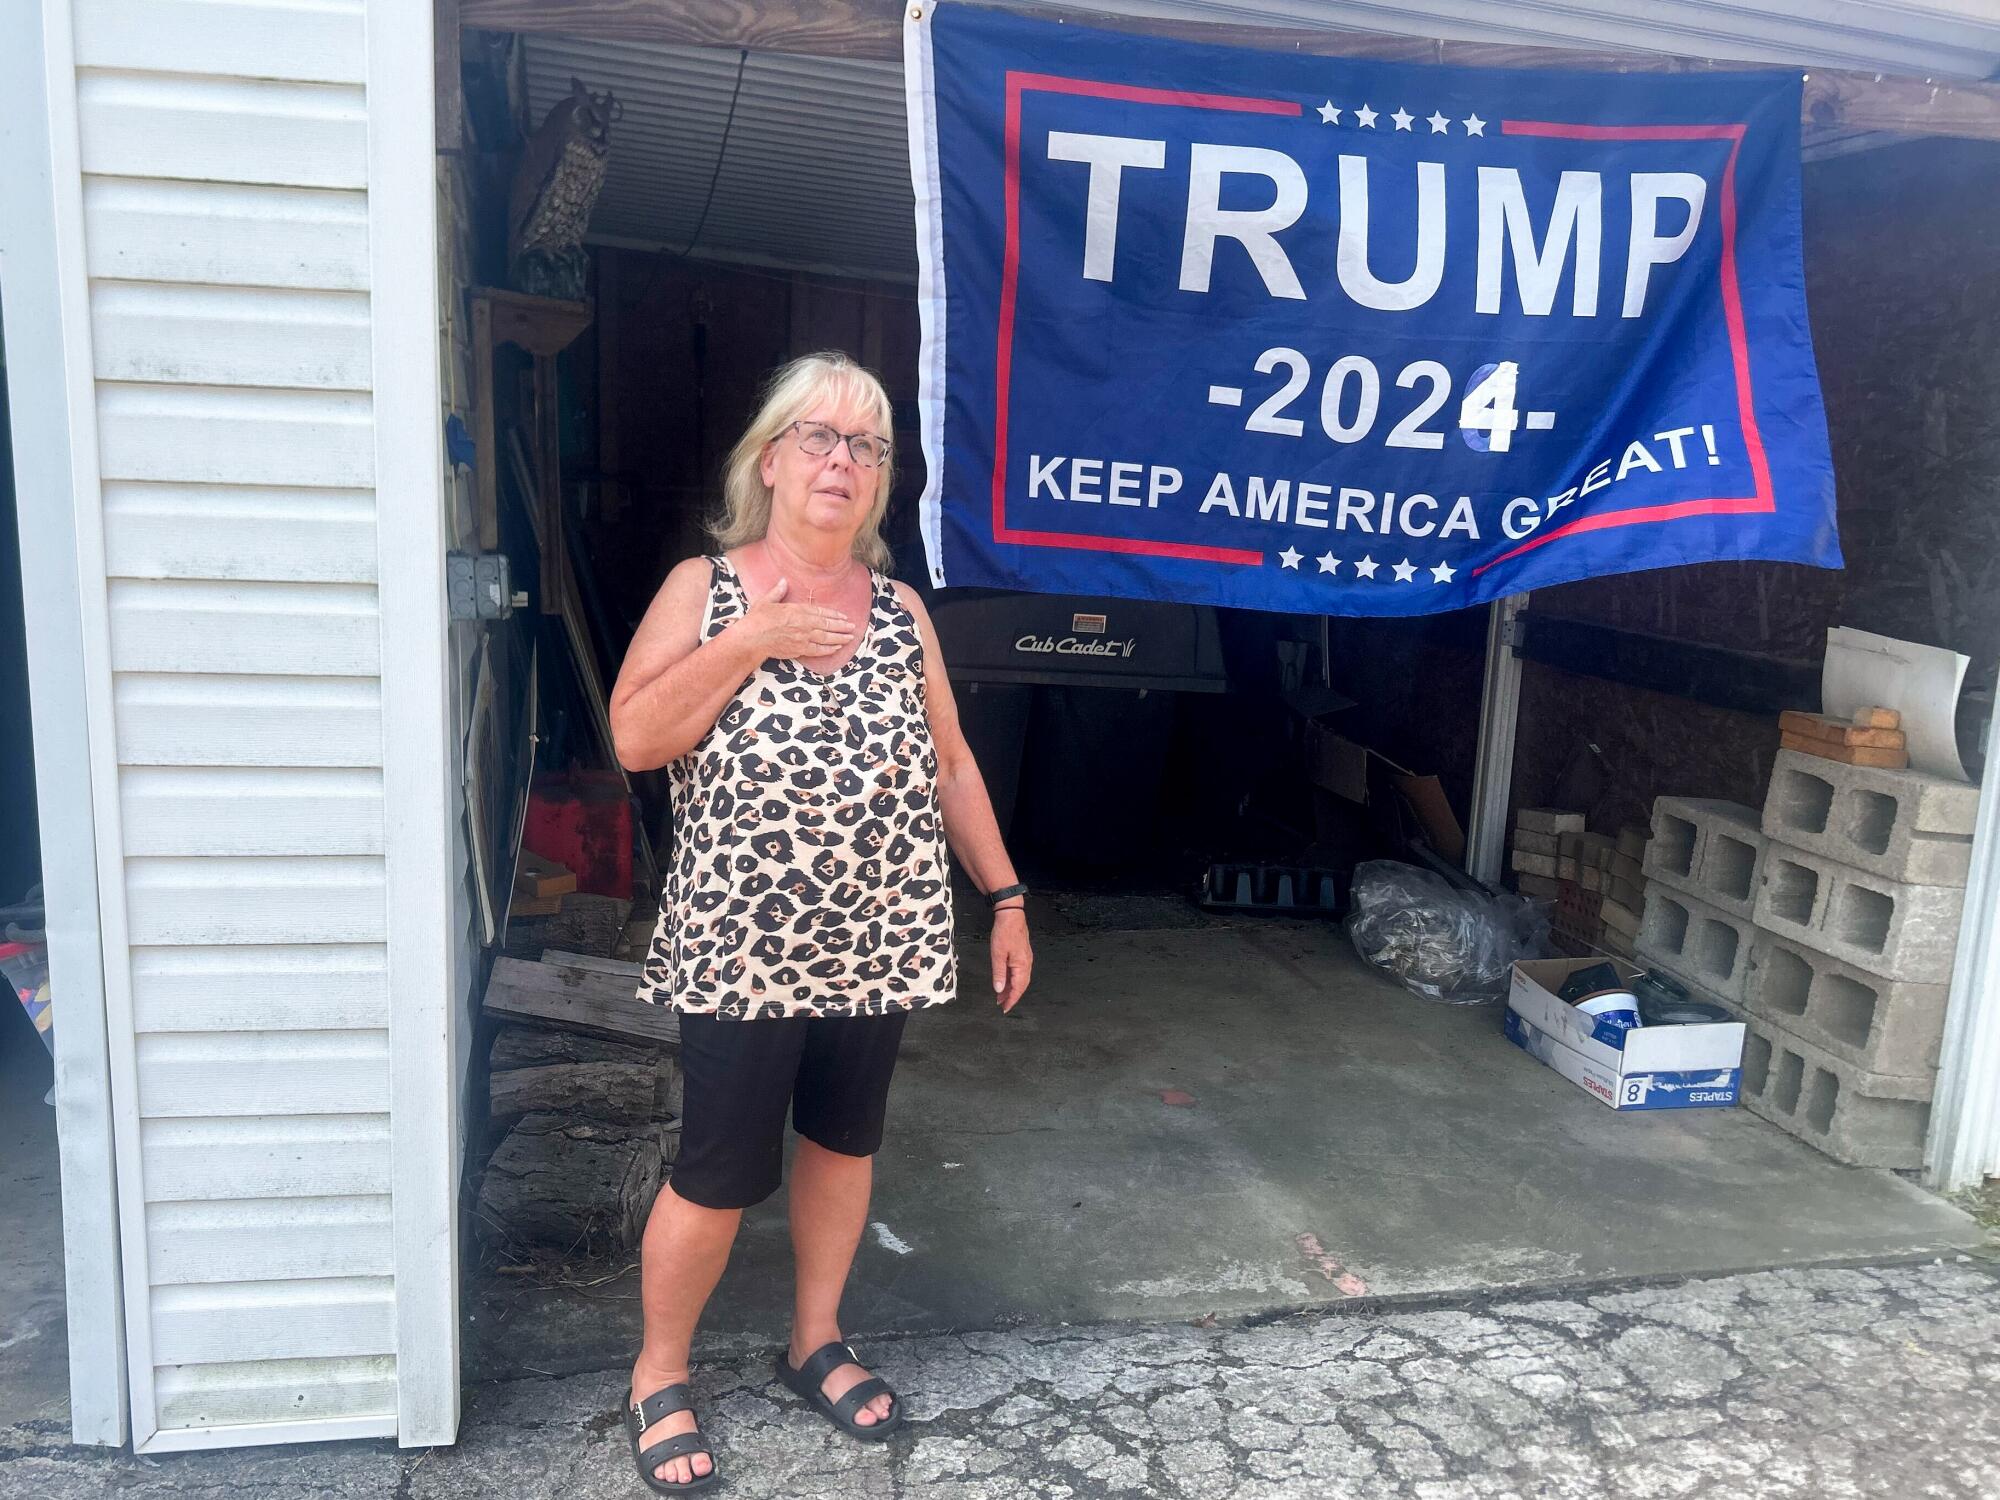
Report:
775,1340,904,1441
625,1383,720,1494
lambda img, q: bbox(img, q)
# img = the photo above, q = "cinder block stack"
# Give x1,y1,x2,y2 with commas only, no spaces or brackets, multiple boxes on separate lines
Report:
1638,798,1763,1001
1635,740,1979,1169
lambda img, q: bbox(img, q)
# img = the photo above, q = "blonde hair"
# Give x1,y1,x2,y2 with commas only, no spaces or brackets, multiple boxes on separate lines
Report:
709,351,896,571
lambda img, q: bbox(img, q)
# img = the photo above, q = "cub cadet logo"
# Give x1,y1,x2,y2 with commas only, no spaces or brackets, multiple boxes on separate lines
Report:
1015,634,1138,658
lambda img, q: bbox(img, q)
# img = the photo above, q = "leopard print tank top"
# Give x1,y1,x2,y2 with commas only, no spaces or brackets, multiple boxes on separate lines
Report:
635,553,958,1019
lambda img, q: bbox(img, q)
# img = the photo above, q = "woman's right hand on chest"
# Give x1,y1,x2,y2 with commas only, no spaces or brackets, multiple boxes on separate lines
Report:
735,578,860,661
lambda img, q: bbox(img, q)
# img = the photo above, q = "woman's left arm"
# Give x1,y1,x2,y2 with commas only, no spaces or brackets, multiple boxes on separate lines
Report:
895,583,1032,1013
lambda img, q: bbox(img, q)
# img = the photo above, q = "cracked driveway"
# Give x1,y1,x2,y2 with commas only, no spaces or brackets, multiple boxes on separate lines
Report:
5,1260,1999,1498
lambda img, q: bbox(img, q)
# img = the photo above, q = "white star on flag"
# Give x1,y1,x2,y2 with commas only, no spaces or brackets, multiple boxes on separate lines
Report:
1353,555,1380,579
1279,546,1303,569
1316,552,1340,574
1391,107,1413,131
1430,560,1457,583
1354,103,1378,128
1427,110,1451,133
1316,100,1340,124
1392,559,1418,582
1463,113,1487,136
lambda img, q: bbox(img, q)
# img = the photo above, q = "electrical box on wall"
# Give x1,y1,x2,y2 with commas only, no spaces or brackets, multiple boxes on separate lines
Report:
447,551,523,620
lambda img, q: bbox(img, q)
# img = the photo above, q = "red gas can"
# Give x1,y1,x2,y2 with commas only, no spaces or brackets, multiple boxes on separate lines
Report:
524,771,634,898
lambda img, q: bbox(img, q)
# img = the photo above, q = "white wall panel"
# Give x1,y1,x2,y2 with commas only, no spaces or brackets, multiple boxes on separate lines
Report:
142,1115,392,1201
106,578,381,677
73,0,367,86
97,385,374,488
84,179,369,292
123,856,387,945
136,1030,390,1118
151,1278,394,1366
146,1197,393,1285
46,0,452,1451
102,482,378,585
91,283,372,391
76,71,367,190
130,944,389,1034
119,765,385,856
152,1355,396,1430
113,674,384,769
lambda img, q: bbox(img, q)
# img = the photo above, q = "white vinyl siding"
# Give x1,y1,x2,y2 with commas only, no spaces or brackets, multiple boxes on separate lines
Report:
49,0,451,1449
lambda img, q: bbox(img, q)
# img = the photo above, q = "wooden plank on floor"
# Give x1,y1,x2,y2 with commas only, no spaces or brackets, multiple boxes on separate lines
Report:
482,955,678,1047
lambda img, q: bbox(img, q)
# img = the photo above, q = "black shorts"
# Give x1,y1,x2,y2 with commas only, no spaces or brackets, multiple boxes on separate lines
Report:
669,1009,911,1210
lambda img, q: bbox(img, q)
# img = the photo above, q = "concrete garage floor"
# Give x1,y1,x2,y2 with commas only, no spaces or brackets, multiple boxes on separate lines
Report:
467,895,1985,1378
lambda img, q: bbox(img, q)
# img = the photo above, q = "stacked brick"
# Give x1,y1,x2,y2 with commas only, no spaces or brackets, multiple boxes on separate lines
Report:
1510,810,1650,957
1509,807,1580,901
1635,750,1978,1169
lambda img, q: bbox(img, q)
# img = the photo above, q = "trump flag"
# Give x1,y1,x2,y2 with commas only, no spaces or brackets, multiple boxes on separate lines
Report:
903,4,1839,616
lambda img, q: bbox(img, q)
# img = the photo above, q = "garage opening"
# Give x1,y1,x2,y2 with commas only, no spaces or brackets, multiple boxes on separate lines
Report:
443,20,1993,1380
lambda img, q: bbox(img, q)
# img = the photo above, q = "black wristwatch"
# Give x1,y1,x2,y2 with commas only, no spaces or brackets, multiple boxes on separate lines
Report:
986,882,1029,909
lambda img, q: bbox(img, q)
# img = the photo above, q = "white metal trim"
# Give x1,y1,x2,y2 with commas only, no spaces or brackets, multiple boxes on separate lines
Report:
904,1,950,587
0,0,130,1448
29,0,162,1450
1925,704,2000,1191
137,1412,398,1454
1466,594,1529,884
363,0,461,1448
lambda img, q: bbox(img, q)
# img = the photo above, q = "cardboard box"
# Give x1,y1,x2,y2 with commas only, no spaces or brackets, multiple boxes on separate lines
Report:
1304,722,1369,803
1505,957,1745,1111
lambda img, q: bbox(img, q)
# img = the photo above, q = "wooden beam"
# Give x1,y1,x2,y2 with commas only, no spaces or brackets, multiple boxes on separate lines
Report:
462,0,897,57
471,293,498,549
534,351,565,613
483,954,682,1047
435,0,463,152
469,288,591,552
457,0,2000,145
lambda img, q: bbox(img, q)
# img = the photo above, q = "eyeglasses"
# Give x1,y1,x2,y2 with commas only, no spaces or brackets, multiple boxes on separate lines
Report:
783,421,892,469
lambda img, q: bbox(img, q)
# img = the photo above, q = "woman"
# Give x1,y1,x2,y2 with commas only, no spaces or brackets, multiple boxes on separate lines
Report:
608,351,1033,1492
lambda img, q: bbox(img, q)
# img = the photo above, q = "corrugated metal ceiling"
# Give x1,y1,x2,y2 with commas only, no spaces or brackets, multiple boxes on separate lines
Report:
523,1,2000,283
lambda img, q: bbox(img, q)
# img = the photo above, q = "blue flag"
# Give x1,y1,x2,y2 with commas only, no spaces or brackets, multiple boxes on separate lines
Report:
904,4,1839,616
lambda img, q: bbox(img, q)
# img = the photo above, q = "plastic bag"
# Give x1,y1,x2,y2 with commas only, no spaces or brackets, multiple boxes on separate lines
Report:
1344,860,1549,1004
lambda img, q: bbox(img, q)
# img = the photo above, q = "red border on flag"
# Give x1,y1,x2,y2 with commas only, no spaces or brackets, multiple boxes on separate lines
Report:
1473,119,1767,574
993,71,1295,568
989,77,1770,579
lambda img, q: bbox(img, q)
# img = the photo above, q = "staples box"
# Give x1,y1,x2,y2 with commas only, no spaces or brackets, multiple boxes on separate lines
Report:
1505,957,1744,1111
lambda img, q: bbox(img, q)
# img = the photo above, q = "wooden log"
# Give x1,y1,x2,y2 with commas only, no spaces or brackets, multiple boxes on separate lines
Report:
475,1111,677,1252
456,0,2000,145
490,1022,658,1071
502,893,635,961
489,1060,657,1123
483,954,680,1048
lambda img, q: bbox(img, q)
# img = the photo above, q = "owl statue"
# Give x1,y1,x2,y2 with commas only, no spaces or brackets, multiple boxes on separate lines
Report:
508,78,621,301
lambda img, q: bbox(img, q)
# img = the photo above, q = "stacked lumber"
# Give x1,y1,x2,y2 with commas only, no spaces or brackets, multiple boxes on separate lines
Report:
476,952,680,1254
1778,706,1907,769
511,849,578,918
